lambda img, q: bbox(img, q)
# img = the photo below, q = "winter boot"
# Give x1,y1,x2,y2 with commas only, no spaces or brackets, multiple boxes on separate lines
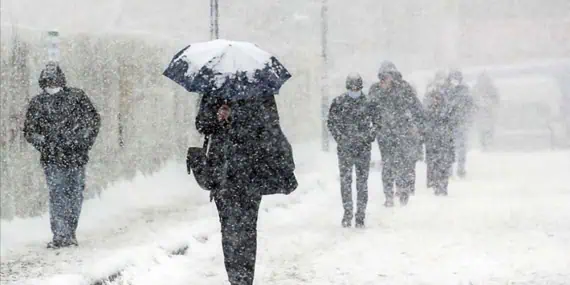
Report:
399,192,410,206
410,187,416,196
69,237,79,247
341,212,352,228
46,240,63,249
457,168,466,179
384,195,394,208
434,187,448,196
355,211,365,228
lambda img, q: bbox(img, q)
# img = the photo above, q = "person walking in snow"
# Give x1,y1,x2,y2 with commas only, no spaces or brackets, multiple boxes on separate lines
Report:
327,73,377,228
196,91,297,285
423,70,448,188
23,61,101,249
369,61,424,206
473,72,500,151
446,69,473,178
424,76,460,196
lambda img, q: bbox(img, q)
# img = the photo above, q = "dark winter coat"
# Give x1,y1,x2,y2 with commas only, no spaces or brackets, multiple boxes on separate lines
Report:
369,79,424,161
446,83,473,129
424,88,458,165
195,94,297,197
23,87,101,167
327,92,377,150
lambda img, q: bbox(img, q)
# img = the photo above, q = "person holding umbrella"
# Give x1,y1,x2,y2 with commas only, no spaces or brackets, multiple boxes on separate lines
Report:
164,39,297,285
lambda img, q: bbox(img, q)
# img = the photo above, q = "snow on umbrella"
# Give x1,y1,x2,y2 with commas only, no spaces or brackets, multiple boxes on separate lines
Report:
163,39,292,99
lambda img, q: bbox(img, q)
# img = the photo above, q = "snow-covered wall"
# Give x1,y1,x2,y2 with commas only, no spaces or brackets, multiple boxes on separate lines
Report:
0,26,321,219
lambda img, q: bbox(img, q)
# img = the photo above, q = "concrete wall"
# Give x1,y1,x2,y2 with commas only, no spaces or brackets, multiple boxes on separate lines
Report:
0,27,321,219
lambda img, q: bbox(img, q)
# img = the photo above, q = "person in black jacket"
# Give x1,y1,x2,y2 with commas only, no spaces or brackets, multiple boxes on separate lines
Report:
327,73,376,228
423,70,447,188
196,90,296,285
369,61,424,207
424,78,459,196
473,72,499,151
446,69,473,178
23,62,101,249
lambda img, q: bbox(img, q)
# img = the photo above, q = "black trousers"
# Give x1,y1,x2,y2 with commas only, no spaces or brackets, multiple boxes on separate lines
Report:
379,143,416,197
426,142,454,194
215,192,262,285
43,164,85,242
337,144,371,221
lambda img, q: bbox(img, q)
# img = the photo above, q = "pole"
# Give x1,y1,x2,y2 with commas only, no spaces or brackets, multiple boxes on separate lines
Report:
320,0,330,152
210,0,219,40
210,0,214,40
214,0,219,39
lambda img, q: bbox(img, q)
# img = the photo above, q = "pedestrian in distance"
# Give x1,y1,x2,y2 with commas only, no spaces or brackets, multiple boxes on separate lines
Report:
327,73,377,228
424,75,460,196
369,61,424,206
473,72,500,151
446,69,473,178
23,61,101,249
423,70,447,188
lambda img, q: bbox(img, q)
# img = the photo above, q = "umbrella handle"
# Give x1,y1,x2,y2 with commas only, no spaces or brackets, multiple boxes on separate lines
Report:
203,136,211,154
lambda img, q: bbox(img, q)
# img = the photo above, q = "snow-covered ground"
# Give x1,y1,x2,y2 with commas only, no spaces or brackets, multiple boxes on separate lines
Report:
2,145,569,285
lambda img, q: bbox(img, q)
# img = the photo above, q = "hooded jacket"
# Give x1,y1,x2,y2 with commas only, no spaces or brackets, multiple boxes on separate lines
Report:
23,63,101,167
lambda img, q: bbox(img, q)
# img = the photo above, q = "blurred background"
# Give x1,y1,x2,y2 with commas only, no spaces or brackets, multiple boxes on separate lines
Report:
1,0,569,218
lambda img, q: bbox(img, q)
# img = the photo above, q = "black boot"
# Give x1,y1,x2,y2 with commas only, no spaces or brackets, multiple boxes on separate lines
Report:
341,211,352,228
384,194,394,208
399,192,410,206
355,218,365,228
355,211,365,228
46,240,63,249
457,168,466,179
70,236,79,247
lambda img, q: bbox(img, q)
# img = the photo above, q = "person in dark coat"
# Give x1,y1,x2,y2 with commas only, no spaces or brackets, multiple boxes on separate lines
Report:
423,70,447,188
196,91,296,285
446,69,473,178
424,79,459,196
327,73,377,228
369,61,424,207
473,72,500,151
23,61,101,249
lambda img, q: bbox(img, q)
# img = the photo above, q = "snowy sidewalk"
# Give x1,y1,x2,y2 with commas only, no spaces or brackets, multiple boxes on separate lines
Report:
0,143,322,284
3,149,570,284
107,150,570,285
